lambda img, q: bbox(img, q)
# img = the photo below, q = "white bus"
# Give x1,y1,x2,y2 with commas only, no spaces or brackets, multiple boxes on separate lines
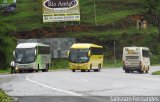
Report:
122,47,151,73
13,43,51,73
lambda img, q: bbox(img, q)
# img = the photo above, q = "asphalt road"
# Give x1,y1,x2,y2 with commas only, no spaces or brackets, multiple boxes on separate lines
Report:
0,66,160,102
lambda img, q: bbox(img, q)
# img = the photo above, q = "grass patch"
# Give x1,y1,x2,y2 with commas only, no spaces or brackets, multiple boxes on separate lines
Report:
152,71,160,75
68,26,158,39
0,68,10,74
0,89,13,102
50,59,69,70
97,10,141,24
103,60,122,68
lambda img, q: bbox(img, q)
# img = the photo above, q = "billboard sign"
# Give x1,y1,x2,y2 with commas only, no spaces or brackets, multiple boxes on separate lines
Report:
42,0,80,22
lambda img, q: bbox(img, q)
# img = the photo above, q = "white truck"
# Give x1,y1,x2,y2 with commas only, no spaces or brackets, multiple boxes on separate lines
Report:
122,47,151,73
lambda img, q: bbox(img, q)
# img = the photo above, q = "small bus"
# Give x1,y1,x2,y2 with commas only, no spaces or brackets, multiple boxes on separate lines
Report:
122,47,151,73
68,43,103,72
13,43,51,73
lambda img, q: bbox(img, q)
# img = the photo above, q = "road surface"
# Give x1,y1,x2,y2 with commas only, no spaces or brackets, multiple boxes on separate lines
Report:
0,66,160,102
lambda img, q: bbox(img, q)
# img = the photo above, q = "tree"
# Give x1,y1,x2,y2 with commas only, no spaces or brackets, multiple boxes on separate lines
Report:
0,22,16,69
143,0,160,41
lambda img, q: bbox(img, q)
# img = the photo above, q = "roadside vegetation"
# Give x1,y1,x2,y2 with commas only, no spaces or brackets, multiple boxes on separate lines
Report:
152,71,160,75
0,68,10,74
0,89,13,102
0,22,16,69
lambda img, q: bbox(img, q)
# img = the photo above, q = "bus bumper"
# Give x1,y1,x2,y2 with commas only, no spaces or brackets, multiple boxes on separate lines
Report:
123,65,141,71
69,63,89,70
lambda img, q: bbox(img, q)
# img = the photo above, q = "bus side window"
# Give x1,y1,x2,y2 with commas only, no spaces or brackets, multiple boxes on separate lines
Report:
91,47,103,55
142,50,150,58
38,46,50,54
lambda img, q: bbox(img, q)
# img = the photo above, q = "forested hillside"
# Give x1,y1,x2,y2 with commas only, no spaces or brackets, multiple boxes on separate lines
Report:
0,0,160,68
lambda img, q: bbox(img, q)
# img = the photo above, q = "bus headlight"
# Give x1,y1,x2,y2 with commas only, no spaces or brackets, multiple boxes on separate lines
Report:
15,67,18,70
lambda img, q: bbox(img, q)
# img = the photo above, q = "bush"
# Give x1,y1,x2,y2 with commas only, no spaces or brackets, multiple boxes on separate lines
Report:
0,22,16,69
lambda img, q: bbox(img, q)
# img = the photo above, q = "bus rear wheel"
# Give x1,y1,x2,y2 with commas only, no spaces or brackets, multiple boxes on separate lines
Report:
81,70,86,72
146,66,149,73
42,64,49,72
45,63,49,72
139,70,144,74
35,70,38,72
42,69,46,72
94,64,101,72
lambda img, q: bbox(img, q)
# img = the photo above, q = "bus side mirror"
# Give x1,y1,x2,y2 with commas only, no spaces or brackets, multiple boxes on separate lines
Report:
88,50,91,56
13,51,15,57
67,51,70,56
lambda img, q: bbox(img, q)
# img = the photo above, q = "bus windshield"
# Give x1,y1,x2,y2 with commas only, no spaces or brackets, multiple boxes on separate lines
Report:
69,49,90,63
15,48,36,64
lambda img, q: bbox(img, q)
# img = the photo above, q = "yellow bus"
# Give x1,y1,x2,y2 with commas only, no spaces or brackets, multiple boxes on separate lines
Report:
68,43,103,72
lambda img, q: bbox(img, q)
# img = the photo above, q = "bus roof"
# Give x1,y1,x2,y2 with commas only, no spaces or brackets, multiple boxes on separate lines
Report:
16,43,49,48
124,46,149,50
71,43,103,49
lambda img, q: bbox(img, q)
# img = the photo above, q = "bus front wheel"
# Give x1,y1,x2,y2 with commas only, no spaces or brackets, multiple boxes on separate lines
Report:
125,70,129,73
81,70,86,72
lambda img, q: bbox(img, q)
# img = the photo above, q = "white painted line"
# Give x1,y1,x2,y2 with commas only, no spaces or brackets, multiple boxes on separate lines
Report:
25,74,82,96
80,79,89,82
130,75,160,81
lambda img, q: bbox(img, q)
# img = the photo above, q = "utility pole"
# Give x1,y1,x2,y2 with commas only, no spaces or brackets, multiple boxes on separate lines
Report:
114,41,116,63
93,1,97,26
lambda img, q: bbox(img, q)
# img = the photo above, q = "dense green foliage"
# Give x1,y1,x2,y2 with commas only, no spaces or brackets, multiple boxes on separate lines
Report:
0,22,16,69
143,0,160,40
0,89,13,102
0,0,143,31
